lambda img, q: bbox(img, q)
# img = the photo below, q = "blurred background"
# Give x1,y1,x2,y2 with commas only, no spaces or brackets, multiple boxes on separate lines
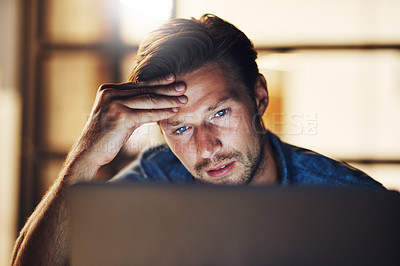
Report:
1,0,400,263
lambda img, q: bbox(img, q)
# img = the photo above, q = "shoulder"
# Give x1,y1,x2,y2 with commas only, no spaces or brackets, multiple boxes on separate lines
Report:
283,142,384,188
268,132,384,188
111,145,195,183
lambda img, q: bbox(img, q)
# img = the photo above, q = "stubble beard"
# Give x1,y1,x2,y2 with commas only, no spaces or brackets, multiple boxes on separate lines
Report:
193,133,264,185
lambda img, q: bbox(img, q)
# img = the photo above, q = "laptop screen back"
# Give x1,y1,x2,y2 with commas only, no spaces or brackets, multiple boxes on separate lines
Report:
69,184,400,266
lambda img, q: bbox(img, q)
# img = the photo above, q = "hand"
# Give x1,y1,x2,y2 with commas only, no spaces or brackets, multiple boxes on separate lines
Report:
69,74,187,176
11,75,188,266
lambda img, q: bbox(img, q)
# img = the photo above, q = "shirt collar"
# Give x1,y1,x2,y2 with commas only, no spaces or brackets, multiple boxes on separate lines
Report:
267,131,291,185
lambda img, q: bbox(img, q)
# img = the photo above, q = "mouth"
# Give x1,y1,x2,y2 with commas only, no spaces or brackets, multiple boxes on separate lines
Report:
206,161,236,178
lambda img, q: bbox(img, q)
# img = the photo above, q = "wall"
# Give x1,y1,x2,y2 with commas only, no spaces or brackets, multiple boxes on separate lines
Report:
0,0,21,263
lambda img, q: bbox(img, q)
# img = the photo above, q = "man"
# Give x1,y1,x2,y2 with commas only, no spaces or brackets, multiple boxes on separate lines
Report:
11,14,383,265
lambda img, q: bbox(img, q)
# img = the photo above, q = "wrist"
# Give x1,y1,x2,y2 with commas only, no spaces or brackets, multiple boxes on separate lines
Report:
61,150,101,185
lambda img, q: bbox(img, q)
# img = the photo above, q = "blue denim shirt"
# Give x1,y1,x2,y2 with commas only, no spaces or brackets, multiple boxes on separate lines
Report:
111,131,384,188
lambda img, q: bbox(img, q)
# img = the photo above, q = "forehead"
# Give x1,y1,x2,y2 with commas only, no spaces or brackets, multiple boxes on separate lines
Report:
174,63,247,116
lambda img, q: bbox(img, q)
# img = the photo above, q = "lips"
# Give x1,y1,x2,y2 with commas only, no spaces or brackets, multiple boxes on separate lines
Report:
206,161,236,178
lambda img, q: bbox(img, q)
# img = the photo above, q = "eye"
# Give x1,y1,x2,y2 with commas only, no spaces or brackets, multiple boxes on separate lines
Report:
174,126,188,134
215,108,228,117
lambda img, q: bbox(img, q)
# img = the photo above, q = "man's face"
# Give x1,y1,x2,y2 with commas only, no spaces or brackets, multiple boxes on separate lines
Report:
160,63,264,185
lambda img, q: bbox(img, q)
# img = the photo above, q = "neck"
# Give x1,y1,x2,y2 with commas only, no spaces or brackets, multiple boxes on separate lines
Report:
249,132,280,185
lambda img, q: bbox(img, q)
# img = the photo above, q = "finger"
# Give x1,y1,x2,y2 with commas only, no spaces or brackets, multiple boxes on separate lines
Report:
99,74,175,91
127,108,179,125
137,73,175,87
99,82,186,103
136,82,186,97
119,94,188,110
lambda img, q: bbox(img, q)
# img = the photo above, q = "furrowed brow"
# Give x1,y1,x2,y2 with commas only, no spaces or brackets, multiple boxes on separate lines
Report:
206,97,232,112
161,120,183,128
162,96,236,128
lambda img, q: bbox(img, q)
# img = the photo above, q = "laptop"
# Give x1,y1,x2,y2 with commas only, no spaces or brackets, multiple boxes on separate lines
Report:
68,183,400,266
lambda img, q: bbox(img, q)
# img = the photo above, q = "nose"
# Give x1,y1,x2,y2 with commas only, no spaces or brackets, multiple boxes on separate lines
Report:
195,125,222,159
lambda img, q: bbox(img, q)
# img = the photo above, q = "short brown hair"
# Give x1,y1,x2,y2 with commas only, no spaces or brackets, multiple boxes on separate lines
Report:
129,14,259,98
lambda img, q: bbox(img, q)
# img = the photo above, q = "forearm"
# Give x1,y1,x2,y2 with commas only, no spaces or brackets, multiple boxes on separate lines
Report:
10,155,99,266
11,177,69,265
11,76,182,265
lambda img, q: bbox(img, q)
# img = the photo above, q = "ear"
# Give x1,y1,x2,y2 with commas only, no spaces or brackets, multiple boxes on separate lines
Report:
254,74,269,116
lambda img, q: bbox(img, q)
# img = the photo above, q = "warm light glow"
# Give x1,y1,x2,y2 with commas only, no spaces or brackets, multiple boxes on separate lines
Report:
120,0,172,21
257,53,298,72
119,0,173,44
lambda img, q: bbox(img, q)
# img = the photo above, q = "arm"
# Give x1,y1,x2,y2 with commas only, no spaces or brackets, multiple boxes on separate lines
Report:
10,74,187,265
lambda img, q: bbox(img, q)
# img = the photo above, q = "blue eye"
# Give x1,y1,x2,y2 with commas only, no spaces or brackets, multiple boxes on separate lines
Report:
215,109,228,117
174,126,188,134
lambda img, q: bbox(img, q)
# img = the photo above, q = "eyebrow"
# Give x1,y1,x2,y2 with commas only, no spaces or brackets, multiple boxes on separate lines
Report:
206,97,231,112
162,96,235,128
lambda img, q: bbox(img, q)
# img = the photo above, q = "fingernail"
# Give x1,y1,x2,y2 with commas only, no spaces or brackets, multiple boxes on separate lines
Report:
172,107,178,112
166,74,174,81
175,83,184,91
178,96,187,103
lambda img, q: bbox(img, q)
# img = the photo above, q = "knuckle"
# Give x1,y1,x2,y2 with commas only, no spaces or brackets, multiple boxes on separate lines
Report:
106,101,127,120
148,109,162,121
98,88,113,102
144,109,173,123
139,79,151,86
147,108,154,116
165,84,175,93
137,87,148,95
149,109,159,119
143,109,154,122
161,109,173,118
139,75,169,87
145,94,157,105
98,83,111,92
174,96,182,104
